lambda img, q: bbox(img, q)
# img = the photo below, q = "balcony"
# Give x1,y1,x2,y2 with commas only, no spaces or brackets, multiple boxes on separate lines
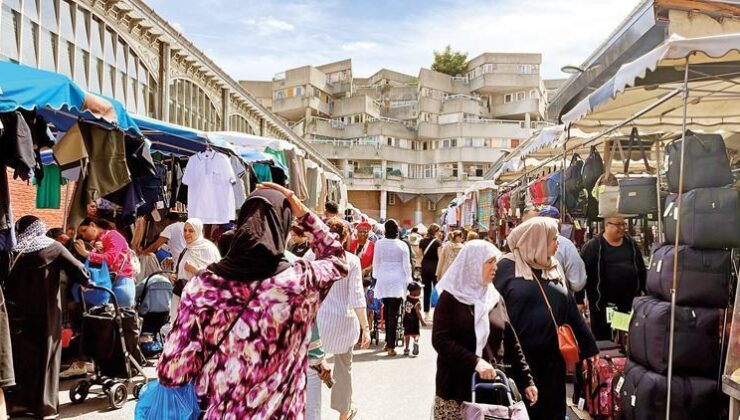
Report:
343,175,490,194
272,96,332,120
418,119,541,140
307,139,506,165
490,97,542,119
468,73,540,94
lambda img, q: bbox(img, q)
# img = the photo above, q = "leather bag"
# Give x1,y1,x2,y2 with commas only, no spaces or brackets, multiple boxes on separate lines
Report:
534,273,580,366
617,128,658,215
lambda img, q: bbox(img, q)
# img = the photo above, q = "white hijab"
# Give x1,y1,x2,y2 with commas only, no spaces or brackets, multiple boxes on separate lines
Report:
179,218,220,278
436,240,503,356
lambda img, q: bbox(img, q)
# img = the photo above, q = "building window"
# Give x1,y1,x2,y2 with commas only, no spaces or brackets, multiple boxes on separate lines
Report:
504,93,513,103
427,200,436,211
275,90,284,100
511,139,520,148
21,18,38,67
516,92,526,101
388,192,396,205
1,5,21,61
295,86,303,97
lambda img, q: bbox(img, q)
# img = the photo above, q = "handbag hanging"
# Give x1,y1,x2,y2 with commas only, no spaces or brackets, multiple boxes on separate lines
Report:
532,272,580,366
593,139,623,218
617,128,658,215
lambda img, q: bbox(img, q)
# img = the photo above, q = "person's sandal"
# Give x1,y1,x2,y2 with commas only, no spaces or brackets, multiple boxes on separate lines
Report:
347,406,358,420
413,342,419,356
403,348,410,356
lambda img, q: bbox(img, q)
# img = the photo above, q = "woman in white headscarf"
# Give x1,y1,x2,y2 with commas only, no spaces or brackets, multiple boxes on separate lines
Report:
495,217,597,420
431,240,537,418
170,218,221,319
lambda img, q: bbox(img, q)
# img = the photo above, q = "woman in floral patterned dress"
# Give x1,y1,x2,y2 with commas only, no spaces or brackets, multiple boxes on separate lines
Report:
157,183,348,419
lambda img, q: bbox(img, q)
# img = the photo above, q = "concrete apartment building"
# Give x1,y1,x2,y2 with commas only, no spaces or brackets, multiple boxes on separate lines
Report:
243,54,554,225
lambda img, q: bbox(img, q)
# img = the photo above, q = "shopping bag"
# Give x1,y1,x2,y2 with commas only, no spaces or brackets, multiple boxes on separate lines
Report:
71,260,112,306
134,380,200,420
462,400,529,420
430,287,439,308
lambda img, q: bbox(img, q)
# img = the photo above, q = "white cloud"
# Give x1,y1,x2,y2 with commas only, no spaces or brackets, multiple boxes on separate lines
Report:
243,16,295,36
341,41,377,52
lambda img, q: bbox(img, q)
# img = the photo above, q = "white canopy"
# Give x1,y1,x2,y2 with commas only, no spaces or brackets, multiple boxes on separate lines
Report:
563,33,740,135
207,131,296,152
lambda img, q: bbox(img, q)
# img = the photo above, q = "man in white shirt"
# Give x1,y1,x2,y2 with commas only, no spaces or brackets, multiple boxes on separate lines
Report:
140,212,186,261
539,206,587,292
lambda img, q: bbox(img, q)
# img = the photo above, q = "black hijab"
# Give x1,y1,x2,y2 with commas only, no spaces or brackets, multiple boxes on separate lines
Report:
208,189,293,282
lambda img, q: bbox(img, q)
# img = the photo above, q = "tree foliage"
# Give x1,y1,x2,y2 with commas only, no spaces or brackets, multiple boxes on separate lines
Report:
432,45,469,76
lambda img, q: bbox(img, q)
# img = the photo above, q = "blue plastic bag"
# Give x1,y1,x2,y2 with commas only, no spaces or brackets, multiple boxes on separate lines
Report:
135,380,200,420
431,286,439,308
71,260,112,307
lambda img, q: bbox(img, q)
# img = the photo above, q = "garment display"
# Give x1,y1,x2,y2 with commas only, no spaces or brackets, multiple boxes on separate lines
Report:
285,149,309,201
182,150,236,224
230,155,248,207
51,123,87,170
306,167,320,209
252,163,273,183
34,164,65,209
68,122,131,227
270,164,288,187
477,190,494,231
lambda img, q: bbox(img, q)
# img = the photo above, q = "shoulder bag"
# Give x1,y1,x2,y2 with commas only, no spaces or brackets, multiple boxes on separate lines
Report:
617,127,658,215
532,273,580,366
422,239,437,256
173,250,189,297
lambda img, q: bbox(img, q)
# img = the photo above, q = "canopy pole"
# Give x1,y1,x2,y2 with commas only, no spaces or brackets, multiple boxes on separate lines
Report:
666,57,690,420
655,138,664,242
561,126,570,221
61,182,71,233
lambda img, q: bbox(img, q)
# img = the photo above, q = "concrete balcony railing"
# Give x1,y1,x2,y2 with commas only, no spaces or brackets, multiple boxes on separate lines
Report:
272,96,332,119
343,175,488,194
468,73,540,93
418,119,547,139
490,97,542,118
308,140,506,165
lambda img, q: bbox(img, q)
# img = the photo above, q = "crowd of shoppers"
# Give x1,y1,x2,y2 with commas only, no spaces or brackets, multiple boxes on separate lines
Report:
0,178,651,420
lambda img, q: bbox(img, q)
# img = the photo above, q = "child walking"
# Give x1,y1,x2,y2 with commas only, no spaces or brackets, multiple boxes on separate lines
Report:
403,282,427,356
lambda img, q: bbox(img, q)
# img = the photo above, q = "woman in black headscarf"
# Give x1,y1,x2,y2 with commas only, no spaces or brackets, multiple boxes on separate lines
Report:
4,215,89,419
158,183,349,419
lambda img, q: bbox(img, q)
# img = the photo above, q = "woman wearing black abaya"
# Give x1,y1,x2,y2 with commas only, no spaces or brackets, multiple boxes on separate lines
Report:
495,218,597,420
4,215,89,419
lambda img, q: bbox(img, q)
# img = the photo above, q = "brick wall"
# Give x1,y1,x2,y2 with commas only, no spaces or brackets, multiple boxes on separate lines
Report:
7,169,73,230
348,190,380,221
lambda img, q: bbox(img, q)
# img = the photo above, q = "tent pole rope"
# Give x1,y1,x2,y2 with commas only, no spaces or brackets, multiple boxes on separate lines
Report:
666,56,691,420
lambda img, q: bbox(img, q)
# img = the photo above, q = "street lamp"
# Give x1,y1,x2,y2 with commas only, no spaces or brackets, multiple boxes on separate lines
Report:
560,63,602,74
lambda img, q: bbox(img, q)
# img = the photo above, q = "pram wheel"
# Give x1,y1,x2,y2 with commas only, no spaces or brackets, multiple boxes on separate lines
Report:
133,382,144,399
108,383,128,409
69,380,90,404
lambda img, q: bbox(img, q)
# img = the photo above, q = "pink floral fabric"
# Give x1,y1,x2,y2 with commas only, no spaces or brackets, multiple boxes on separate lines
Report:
157,212,347,419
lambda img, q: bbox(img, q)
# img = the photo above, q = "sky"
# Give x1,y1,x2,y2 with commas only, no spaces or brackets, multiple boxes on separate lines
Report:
146,0,641,81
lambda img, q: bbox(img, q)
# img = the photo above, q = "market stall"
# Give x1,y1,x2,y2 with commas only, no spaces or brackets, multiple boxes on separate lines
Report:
556,33,740,420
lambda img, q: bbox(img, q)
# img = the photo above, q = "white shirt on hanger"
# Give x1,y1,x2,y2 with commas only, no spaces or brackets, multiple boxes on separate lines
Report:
182,150,236,224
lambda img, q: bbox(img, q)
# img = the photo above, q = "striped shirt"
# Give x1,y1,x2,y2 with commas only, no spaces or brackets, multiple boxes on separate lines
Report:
307,251,365,354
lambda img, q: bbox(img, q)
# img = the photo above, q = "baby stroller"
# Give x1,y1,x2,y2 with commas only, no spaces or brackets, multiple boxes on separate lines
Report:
69,285,149,409
135,271,174,358
463,370,527,420
366,287,382,346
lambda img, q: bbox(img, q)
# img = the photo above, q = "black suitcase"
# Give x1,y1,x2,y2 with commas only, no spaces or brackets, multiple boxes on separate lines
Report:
666,131,732,193
618,177,658,214
663,188,740,249
621,360,719,420
646,245,731,308
628,296,721,378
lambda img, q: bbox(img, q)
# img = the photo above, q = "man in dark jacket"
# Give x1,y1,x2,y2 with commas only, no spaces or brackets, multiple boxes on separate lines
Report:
579,216,646,340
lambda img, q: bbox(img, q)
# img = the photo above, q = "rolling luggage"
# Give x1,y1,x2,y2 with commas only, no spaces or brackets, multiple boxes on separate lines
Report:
628,296,721,378
620,361,718,420
583,342,627,419
646,245,731,308
666,131,732,193
663,188,740,249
